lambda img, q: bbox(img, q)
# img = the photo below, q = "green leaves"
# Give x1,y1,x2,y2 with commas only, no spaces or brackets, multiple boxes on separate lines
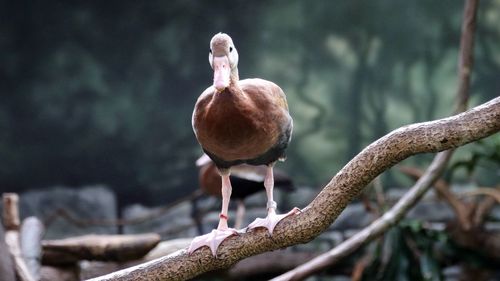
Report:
362,220,446,281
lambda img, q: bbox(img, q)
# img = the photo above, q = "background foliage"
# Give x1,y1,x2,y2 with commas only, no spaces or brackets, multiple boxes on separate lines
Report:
1,0,499,206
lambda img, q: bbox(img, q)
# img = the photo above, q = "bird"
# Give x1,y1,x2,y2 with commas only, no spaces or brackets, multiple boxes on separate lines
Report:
189,33,300,256
194,154,295,231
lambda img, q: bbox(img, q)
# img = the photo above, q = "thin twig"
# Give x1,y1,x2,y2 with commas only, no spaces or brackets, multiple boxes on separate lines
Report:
473,195,498,226
459,187,500,203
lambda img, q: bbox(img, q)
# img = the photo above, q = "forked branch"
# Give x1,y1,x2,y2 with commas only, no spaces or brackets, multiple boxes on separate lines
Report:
89,96,500,281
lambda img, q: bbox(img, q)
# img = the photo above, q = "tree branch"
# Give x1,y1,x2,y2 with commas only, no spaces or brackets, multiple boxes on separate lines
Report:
460,187,500,203
473,192,498,227
455,0,479,112
42,233,161,265
273,1,481,278
271,152,453,281
88,96,500,281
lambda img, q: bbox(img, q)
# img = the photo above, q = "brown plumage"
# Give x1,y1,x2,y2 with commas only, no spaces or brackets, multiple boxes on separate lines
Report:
193,78,292,167
188,33,300,257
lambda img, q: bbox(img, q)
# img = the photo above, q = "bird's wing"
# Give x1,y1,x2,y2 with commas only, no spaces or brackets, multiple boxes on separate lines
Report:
247,78,289,110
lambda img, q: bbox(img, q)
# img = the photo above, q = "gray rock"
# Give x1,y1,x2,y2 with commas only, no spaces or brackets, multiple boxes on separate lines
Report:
18,185,117,238
332,203,376,230
407,201,455,222
286,186,318,209
122,201,198,239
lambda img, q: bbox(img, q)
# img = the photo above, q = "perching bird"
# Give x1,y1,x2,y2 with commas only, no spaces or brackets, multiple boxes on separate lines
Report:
189,33,300,256
195,154,295,231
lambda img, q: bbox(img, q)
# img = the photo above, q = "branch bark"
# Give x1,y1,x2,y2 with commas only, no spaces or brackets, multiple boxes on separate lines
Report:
271,151,453,281
88,96,500,281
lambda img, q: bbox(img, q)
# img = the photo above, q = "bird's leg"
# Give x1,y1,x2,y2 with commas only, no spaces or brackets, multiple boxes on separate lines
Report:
248,164,301,234
234,199,245,229
264,165,276,215
188,171,238,256
218,174,232,230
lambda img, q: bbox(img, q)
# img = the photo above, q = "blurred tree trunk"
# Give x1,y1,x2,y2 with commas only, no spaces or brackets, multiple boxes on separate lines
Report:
346,41,369,160
42,233,161,265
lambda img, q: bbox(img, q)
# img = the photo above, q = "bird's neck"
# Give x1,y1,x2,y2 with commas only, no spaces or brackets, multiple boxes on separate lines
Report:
229,67,239,86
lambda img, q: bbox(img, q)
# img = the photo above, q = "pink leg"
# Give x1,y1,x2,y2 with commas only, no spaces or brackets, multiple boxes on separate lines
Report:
217,174,231,229
188,172,238,256
248,164,300,234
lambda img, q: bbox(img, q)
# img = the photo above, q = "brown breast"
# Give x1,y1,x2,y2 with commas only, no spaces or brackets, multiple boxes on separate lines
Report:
192,79,290,162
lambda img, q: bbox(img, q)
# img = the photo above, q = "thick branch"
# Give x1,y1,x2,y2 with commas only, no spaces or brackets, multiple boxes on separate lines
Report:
271,152,453,281
88,96,500,281
405,0,480,232
274,0,481,274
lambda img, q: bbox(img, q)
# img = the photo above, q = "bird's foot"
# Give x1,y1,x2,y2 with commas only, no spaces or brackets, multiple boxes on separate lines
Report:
247,207,301,235
188,228,238,257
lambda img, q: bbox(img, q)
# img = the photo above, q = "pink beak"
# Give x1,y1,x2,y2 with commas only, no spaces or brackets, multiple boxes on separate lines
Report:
213,56,230,91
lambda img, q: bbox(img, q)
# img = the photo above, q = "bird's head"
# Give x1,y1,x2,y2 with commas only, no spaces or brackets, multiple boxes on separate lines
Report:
209,33,239,92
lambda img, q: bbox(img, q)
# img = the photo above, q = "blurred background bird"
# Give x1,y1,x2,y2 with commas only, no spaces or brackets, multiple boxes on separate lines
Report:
191,154,295,234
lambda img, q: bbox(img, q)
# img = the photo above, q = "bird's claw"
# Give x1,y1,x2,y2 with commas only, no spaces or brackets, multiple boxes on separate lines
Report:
247,207,301,235
188,228,239,257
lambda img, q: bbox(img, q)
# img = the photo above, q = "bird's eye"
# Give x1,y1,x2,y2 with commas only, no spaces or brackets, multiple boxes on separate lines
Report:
209,49,212,54
229,47,233,52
